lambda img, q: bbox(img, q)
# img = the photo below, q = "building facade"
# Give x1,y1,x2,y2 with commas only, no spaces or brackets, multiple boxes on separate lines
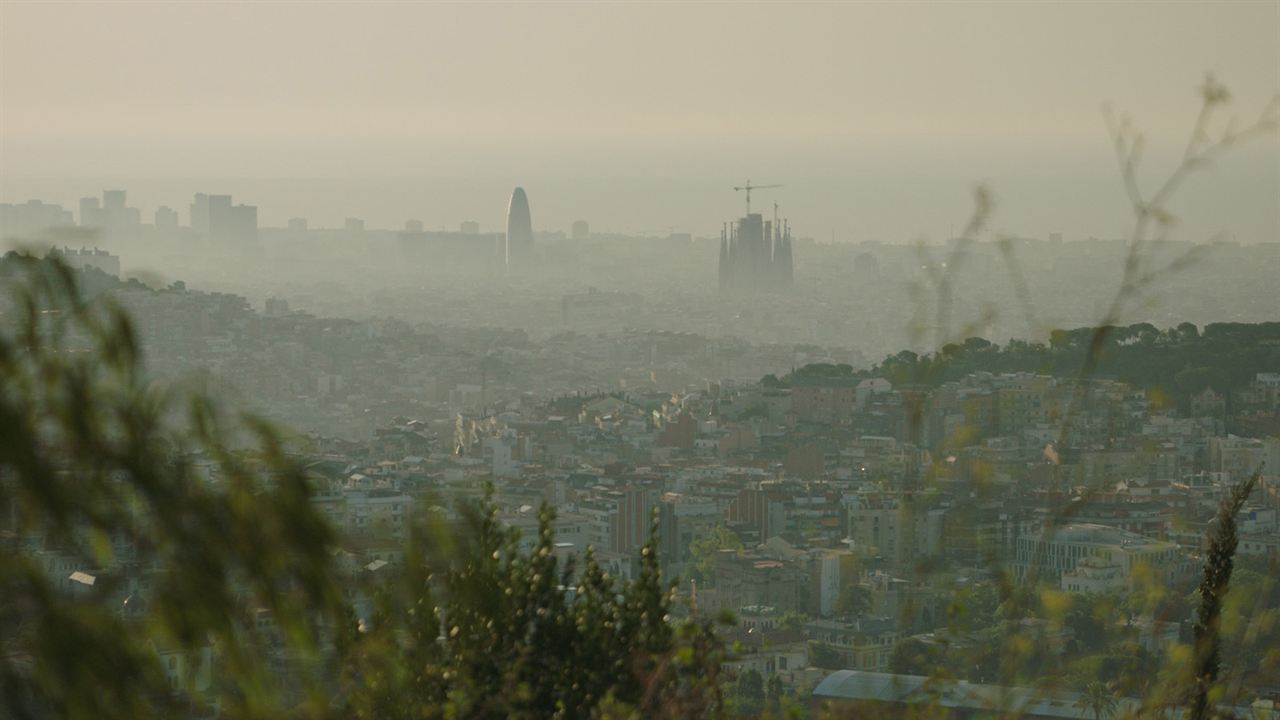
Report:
719,212,794,294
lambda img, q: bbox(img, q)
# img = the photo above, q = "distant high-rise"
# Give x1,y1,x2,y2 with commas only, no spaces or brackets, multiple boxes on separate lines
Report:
405,219,424,233
154,206,179,228
505,187,533,269
103,190,127,213
0,200,73,240
571,220,590,241
190,193,210,233
345,217,365,232
718,211,794,294
76,190,139,230
190,193,234,234
264,297,290,317
190,193,257,244
460,220,480,235
288,217,308,232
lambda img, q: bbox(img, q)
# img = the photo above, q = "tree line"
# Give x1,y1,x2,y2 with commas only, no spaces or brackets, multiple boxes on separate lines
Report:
766,322,1280,411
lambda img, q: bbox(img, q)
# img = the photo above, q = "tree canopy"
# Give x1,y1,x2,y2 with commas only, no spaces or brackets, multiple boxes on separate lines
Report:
772,322,1280,410
1,258,728,719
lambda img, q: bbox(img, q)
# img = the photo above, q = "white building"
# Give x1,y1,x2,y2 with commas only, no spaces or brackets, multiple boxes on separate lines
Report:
482,428,521,478
1015,523,1187,589
1060,556,1126,594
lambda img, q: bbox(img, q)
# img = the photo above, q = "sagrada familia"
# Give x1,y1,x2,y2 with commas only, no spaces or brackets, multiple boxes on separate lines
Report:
718,211,794,294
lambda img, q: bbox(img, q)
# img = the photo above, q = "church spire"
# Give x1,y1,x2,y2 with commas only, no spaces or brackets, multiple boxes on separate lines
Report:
718,223,731,294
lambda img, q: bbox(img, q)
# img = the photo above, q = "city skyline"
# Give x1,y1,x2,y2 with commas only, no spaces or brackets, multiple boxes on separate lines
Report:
4,3,1280,717
2,2,1276,242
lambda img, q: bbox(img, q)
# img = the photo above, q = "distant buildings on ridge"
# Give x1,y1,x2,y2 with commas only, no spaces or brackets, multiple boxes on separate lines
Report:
4,183,805,287
45,246,121,276
190,193,258,246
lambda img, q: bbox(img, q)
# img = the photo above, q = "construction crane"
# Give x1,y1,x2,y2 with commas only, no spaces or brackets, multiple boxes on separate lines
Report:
733,180,782,216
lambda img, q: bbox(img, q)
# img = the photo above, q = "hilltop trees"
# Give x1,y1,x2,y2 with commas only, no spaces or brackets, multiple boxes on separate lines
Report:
1,255,348,718
774,321,1280,410
340,499,729,720
1,256,728,719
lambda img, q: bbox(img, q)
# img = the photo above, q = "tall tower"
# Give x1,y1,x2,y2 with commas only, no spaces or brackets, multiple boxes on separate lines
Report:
719,209,794,295
774,220,794,290
505,187,533,270
718,223,731,293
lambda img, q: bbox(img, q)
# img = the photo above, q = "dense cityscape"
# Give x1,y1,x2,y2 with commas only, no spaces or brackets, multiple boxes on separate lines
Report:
3,180,1279,716
2,2,1278,719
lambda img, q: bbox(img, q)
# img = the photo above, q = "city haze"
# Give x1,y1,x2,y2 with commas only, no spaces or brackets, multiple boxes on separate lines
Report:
5,4,1280,718
3,2,1277,241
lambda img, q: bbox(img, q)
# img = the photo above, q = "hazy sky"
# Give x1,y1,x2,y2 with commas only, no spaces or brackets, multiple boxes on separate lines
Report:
2,1,1277,241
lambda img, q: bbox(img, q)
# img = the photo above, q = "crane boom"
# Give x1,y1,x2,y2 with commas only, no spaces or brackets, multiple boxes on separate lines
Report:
733,180,783,215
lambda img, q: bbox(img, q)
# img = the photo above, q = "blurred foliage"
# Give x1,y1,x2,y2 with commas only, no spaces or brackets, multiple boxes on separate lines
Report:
4,72,1278,719
0,255,729,718
833,583,871,618
1074,680,1120,720
1189,472,1261,720
0,254,348,718
339,496,730,719
687,524,744,586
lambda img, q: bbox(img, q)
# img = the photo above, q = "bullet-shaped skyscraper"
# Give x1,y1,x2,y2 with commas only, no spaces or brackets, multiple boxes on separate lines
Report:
505,187,533,270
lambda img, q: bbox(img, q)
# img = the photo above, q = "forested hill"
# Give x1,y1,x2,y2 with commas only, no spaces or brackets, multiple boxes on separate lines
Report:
1,253,183,299
769,322,1280,402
